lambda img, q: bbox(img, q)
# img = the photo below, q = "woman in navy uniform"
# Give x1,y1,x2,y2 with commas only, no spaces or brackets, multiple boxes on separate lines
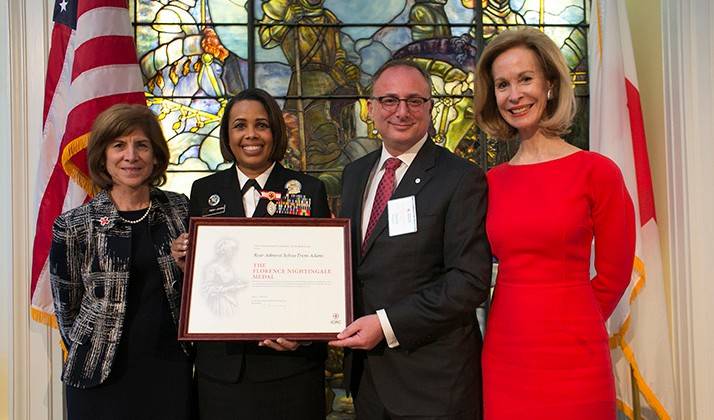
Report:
172,88,331,419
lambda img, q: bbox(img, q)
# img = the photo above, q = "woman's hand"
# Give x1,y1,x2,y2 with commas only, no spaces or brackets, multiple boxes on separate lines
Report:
258,337,301,351
171,233,189,271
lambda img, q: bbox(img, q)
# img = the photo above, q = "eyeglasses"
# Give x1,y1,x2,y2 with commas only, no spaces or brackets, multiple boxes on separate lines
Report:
372,96,431,111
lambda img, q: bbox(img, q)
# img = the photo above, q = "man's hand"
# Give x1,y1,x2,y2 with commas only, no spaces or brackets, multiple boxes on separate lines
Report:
328,314,384,350
170,233,189,271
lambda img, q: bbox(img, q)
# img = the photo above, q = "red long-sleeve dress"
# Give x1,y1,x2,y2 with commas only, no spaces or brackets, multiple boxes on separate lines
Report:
483,151,635,419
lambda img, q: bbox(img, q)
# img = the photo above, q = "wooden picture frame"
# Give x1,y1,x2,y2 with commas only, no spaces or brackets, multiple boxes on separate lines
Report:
178,217,353,341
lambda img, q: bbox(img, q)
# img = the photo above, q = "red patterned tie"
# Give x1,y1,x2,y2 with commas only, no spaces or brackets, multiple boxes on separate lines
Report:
362,157,402,254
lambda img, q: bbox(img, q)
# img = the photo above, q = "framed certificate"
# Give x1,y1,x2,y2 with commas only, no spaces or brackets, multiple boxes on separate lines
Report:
178,217,353,341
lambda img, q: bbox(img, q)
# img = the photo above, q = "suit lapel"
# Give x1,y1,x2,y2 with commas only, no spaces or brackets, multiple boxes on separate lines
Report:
349,151,380,264
391,140,437,199
361,139,438,259
90,191,132,274
252,163,287,217
353,152,380,236
220,165,246,217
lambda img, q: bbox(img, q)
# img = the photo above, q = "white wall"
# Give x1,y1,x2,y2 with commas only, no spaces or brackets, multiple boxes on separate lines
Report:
662,0,714,418
6,0,65,419
1,0,12,418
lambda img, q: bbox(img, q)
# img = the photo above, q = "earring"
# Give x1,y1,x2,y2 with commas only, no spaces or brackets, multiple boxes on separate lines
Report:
547,89,553,100
372,128,379,135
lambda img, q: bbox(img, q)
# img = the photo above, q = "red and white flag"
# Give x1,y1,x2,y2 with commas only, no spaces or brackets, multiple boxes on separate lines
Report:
589,1,675,418
31,0,145,325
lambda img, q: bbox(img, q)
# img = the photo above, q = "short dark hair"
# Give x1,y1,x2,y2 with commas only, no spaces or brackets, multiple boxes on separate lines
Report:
370,58,434,95
87,103,169,190
219,88,288,163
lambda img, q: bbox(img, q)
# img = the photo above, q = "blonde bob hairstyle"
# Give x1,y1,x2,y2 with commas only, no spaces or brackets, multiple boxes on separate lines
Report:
474,27,576,140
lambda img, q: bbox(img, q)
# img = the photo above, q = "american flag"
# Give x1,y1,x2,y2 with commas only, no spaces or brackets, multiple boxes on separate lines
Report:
31,0,146,325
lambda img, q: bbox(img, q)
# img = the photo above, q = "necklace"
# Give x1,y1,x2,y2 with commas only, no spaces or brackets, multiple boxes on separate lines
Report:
117,201,152,224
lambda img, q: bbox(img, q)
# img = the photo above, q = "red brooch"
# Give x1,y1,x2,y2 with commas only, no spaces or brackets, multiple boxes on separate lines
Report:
99,216,109,226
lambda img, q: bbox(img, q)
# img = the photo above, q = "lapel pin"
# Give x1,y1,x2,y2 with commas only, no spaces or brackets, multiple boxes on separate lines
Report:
415,178,421,184
99,216,110,226
208,194,221,206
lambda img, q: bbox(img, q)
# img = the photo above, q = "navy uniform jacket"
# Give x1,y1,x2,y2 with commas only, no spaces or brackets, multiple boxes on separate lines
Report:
189,162,331,383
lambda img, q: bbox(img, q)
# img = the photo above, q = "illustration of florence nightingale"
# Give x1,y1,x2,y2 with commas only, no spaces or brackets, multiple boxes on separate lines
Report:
202,239,248,316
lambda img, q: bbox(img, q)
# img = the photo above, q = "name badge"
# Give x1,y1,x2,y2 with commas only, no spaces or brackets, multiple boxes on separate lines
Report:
202,205,226,217
387,196,417,237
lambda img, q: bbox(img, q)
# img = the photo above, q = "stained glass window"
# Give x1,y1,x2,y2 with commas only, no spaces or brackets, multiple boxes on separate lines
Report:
131,1,590,416
131,0,590,198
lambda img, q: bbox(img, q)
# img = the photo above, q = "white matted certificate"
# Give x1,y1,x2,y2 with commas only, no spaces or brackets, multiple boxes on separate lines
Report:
178,217,353,341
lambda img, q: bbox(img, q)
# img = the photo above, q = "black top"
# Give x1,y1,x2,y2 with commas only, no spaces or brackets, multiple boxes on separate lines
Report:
112,210,186,371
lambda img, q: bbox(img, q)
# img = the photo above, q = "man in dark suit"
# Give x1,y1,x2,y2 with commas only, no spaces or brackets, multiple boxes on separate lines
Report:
329,60,492,419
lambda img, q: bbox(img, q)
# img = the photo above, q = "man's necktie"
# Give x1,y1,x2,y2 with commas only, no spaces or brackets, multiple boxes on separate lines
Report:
362,157,402,254
241,179,261,195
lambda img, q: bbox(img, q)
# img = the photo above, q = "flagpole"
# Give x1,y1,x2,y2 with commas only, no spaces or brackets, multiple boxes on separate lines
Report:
631,366,641,419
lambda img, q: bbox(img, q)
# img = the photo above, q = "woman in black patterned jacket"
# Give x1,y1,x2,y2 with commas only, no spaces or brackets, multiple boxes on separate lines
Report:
50,104,194,420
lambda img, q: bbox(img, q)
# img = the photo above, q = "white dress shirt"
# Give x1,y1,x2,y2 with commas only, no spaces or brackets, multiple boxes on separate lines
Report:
361,134,429,348
236,162,275,217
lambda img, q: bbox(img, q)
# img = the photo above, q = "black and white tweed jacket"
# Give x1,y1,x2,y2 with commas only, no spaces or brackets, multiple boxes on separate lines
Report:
50,188,189,388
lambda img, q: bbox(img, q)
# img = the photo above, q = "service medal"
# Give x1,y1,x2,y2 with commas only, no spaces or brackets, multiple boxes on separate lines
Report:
267,201,277,216
260,190,282,201
208,194,221,206
285,179,302,195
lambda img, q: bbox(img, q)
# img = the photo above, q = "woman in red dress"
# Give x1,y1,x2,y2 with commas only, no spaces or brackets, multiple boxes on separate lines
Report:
475,27,636,419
